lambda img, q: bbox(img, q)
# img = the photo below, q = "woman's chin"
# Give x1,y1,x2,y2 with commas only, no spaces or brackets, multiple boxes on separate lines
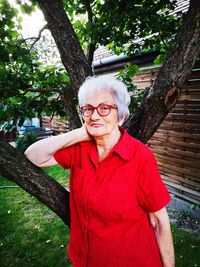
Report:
88,128,106,137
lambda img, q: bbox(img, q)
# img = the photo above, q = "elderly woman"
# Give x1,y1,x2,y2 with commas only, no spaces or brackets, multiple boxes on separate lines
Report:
25,76,174,267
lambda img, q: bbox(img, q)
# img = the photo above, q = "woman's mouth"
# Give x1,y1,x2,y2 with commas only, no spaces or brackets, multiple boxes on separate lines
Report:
91,124,103,128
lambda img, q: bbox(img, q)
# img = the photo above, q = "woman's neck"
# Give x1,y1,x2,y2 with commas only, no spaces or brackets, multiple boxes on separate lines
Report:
94,127,122,161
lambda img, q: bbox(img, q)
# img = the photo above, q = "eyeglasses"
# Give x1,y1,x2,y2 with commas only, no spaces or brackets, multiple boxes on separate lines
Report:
80,103,117,117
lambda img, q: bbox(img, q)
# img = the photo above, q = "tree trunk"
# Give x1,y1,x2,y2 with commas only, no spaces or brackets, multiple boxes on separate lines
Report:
0,0,200,226
125,0,200,143
37,0,93,129
61,86,82,129
0,141,70,226
37,0,92,90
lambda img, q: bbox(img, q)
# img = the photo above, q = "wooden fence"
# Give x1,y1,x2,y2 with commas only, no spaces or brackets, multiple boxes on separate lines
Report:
132,61,200,205
42,116,70,134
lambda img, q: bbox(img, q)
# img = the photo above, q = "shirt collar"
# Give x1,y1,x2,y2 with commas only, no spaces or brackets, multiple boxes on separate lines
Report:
83,127,134,167
112,127,133,161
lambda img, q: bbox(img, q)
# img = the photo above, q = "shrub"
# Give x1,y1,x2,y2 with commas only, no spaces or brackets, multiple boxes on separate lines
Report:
16,132,37,153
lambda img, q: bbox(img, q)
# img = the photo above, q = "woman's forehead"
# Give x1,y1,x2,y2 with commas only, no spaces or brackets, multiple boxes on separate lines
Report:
85,89,114,104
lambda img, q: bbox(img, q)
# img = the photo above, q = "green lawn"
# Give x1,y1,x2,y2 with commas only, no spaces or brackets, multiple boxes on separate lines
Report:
0,165,199,267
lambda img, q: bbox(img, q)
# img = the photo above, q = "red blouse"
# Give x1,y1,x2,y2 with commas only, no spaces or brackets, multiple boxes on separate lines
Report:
54,128,171,267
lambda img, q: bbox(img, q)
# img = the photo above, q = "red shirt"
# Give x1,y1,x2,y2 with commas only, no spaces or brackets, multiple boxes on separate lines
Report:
54,128,171,267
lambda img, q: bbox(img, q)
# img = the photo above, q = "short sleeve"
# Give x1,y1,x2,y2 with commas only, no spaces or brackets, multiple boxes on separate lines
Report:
54,144,79,169
137,149,171,212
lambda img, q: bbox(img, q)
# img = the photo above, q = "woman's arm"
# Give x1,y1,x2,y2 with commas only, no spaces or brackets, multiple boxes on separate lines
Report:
149,207,175,267
24,124,91,168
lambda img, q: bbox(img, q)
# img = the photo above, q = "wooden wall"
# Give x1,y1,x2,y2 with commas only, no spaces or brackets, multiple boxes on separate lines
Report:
132,61,200,205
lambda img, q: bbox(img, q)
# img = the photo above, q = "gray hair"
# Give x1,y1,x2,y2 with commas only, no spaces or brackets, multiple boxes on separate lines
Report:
78,76,131,121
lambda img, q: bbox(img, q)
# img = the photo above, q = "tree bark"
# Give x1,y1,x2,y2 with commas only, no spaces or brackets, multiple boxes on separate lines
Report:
37,0,93,129
0,0,200,226
61,86,82,130
125,0,200,143
84,0,97,65
37,0,92,90
0,141,70,226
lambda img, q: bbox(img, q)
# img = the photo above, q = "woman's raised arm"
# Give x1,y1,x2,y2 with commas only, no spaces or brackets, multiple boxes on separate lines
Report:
24,125,91,168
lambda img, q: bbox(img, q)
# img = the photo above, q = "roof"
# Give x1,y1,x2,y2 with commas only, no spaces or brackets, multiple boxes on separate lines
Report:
93,0,189,69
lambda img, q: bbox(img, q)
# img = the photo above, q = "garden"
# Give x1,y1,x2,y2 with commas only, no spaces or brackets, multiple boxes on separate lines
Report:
0,165,200,267
1,0,200,266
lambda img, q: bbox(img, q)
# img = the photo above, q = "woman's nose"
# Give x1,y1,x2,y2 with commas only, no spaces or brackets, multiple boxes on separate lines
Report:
91,108,100,120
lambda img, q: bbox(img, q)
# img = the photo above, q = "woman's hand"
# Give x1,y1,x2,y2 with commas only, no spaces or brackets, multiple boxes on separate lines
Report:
80,123,92,142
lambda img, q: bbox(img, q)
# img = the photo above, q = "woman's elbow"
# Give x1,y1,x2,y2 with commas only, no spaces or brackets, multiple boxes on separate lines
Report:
24,148,56,168
24,147,42,167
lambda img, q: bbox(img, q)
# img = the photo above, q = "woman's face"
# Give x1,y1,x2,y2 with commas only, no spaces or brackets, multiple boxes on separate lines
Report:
82,90,119,138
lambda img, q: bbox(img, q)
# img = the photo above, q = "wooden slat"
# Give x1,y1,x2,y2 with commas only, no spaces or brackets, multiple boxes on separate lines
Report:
179,94,200,100
170,109,200,114
152,134,200,147
165,113,200,122
175,100,200,105
189,69,200,79
149,137,200,151
157,158,199,176
181,88,200,94
166,188,200,205
193,61,200,69
158,162,200,179
155,129,200,141
149,145,200,160
162,173,200,188
172,104,200,110
164,180,200,197
158,125,200,134
149,139,200,154
160,120,200,129
183,82,200,90
154,152,199,168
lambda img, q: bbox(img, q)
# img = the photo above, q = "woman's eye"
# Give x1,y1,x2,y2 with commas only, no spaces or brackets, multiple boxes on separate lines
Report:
85,107,92,112
101,105,109,110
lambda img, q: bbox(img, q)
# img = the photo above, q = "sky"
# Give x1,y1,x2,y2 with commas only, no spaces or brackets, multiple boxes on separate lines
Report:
8,0,45,38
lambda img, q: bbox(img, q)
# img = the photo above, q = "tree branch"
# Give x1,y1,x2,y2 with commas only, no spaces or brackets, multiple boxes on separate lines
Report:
21,86,61,94
18,24,49,49
30,24,49,50
125,0,200,143
84,0,96,66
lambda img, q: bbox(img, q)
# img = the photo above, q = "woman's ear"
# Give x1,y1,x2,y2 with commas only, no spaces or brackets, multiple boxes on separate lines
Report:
118,115,126,126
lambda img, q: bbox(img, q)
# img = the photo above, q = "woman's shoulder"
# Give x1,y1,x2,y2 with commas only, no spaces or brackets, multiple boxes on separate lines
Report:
123,129,154,160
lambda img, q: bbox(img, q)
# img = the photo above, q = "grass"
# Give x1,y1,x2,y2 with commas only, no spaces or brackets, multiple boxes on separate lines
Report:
0,165,200,267
0,166,71,267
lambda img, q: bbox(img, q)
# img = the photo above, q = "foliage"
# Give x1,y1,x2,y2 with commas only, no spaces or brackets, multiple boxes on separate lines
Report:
15,132,37,153
0,166,200,267
0,0,190,129
63,0,183,57
117,63,148,113
0,0,70,130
